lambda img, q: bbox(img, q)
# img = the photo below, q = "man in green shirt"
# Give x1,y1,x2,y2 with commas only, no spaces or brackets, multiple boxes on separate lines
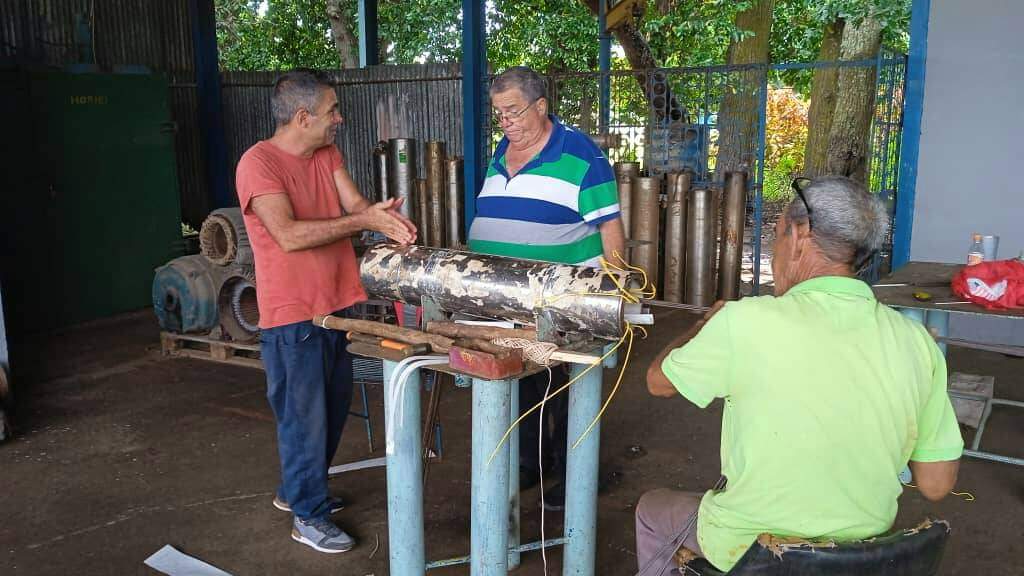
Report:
637,176,963,574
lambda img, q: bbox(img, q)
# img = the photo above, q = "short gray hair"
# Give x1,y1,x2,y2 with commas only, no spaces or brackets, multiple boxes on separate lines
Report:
786,176,889,268
489,66,548,103
271,69,332,127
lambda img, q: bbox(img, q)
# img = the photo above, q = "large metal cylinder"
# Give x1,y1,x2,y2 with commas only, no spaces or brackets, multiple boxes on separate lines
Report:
152,255,219,334
718,171,747,301
360,245,634,341
425,141,447,248
372,141,389,203
445,156,465,248
685,188,718,307
199,208,253,267
663,171,692,303
416,179,431,247
631,176,661,291
614,162,640,239
386,138,416,218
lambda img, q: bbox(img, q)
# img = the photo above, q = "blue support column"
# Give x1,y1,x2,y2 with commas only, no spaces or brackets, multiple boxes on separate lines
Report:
358,0,379,67
752,64,769,295
383,360,426,576
470,378,512,575
562,362,603,575
598,0,611,132
461,0,487,231
508,379,521,569
189,0,231,210
893,0,932,269
899,308,927,325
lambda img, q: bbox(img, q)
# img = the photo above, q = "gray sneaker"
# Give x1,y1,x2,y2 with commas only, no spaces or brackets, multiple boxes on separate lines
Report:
273,495,345,514
291,517,356,554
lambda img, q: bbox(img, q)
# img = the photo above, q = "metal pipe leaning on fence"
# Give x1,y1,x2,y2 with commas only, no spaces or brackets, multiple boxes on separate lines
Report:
663,170,692,303
718,171,747,301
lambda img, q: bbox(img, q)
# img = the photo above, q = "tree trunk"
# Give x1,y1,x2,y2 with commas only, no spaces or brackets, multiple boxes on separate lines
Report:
825,17,883,183
326,0,359,69
803,18,845,177
579,0,687,123
715,0,774,180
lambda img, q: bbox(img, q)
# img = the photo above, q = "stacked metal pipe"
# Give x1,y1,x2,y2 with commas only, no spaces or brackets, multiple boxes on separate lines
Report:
613,161,640,240
383,138,465,249
684,187,718,307
718,171,747,301
662,170,692,303
631,176,662,290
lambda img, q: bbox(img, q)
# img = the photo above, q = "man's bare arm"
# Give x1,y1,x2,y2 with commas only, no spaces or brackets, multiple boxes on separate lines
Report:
908,459,960,501
251,193,413,252
599,218,626,264
333,165,417,239
645,301,726,397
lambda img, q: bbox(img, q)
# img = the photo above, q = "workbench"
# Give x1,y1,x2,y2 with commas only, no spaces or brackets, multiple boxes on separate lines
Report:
873,261,1024,466
347,340,615,575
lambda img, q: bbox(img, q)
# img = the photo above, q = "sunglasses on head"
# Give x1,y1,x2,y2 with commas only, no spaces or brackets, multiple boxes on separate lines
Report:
790,176,878,273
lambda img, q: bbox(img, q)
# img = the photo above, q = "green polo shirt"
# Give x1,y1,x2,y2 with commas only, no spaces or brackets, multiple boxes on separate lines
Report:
662,276,963,572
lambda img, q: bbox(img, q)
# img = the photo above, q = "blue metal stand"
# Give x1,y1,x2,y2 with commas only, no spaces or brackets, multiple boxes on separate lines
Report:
562,361,605,575
470,377,512,574
508,379,521,569
383,360,426,576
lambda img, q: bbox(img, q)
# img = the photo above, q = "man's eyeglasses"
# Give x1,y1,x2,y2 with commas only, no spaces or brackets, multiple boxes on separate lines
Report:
791,177,813,230
492,99,537,125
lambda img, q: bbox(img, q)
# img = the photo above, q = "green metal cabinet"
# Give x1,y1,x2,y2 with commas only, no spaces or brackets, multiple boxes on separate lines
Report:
1,68,183,331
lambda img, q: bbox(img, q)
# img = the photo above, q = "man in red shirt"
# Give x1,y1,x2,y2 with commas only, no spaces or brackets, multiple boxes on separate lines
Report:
236,69,415,554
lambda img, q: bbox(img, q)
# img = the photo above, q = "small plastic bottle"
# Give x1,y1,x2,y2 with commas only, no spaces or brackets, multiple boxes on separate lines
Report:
967,233,985,266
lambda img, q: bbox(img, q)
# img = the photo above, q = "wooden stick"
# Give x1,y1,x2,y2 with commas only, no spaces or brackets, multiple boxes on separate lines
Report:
313,316,455,352
424,321,538,341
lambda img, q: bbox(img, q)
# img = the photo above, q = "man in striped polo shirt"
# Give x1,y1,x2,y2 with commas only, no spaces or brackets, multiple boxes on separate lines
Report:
469,66,625,509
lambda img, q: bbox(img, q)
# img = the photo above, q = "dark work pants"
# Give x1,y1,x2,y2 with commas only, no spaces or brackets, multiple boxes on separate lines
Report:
518,366,570,479
261,312,354,520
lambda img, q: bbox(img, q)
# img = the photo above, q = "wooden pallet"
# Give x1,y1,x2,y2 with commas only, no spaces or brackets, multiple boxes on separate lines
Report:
160,332,263,370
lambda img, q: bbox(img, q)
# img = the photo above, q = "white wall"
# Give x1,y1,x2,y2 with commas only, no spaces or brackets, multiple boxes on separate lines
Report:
912,0,1024,344
912,0,1024,264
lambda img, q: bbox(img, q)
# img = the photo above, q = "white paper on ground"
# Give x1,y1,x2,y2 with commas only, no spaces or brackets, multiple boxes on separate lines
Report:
144,545,233,576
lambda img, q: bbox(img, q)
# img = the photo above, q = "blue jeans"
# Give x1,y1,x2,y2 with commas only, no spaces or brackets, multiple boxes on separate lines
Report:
261,312,353,520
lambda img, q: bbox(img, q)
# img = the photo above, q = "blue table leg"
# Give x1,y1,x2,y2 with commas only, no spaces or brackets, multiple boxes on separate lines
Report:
508,378,521,570
471,378,512,575
383,360,425,576
899,308,926,324
562,363,602,576
925,310,951,356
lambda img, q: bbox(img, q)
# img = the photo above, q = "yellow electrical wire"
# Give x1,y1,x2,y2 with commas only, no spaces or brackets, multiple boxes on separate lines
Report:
487,252,655,465
486,326,630,466
901,482,975,502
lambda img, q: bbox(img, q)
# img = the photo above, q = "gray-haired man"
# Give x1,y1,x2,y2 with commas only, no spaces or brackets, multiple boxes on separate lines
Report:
639,176,963,573
236,69,415,553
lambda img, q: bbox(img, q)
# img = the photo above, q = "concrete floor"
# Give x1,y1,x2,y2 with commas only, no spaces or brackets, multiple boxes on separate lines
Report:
2,308,1022,575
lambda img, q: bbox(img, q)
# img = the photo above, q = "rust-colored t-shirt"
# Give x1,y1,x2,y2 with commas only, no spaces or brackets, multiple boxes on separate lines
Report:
235,141,366,329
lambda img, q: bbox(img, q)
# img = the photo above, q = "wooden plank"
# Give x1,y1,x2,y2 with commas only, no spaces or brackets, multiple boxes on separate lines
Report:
160,332,265,370
873,261,1024,319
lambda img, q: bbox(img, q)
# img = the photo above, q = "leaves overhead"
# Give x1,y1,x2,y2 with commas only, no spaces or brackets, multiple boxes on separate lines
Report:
215,0,910,79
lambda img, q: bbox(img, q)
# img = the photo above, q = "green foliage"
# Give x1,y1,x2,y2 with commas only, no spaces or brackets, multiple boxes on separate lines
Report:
216,0,342,70
379,0,462,63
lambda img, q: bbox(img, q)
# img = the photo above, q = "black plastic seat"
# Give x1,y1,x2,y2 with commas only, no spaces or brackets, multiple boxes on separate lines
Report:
682,519,950,576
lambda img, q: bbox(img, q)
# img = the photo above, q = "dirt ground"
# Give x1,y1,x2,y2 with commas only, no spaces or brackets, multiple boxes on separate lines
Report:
1,308,1022,575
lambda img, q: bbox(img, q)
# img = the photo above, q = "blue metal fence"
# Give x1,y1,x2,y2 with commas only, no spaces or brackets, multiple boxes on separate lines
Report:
483,56,906,293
